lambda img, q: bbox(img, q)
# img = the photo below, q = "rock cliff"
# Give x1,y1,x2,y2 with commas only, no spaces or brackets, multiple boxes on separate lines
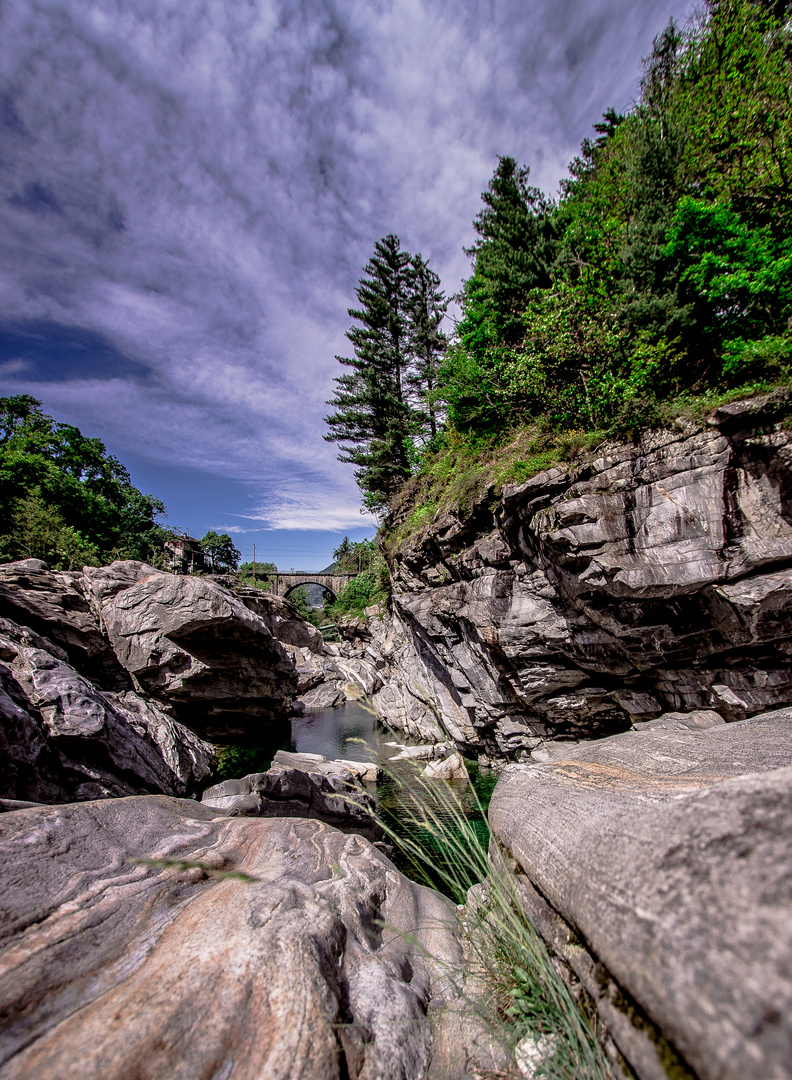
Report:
0,559,309,801
370,396,792,764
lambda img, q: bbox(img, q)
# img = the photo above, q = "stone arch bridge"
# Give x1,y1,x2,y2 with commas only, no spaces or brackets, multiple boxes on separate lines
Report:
267,571,355,600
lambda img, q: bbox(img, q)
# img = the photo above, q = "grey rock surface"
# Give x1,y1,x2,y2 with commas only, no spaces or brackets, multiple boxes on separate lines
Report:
372,410,792,760
488,707,792,1080
0,560,127,688
99,569,297,738
201,756,380,839
0,616,214,802
422,753,468,782
269,749,379,782
294,681,347,710
0,560,335,796
0,796,467,1080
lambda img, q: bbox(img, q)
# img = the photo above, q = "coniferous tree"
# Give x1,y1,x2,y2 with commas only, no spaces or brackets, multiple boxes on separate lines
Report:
406,254,447,441
324,236,415,510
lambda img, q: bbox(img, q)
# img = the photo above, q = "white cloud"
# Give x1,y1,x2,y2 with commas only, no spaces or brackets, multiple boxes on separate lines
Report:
0,0,692,531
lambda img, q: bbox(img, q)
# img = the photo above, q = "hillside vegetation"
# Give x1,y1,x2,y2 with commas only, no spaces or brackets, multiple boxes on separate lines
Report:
444,0,792,438
326,1,792,547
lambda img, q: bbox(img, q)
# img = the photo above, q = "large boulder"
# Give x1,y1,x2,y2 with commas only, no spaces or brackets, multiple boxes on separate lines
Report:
98,570,297,739
0,616,214,802
0,560,127,688
201,754,380,840
0,796,464,1080
488,707,792,1080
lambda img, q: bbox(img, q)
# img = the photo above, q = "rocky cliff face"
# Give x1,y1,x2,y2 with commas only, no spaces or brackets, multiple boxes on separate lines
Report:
0,559,310,802
372,395,792,764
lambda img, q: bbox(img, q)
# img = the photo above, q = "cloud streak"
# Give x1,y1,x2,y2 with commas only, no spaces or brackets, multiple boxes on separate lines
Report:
0,0,691,533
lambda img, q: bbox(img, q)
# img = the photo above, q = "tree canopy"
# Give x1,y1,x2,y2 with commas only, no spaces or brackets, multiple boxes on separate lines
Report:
439,0,792,438
0,395,172,569
332,2,792,513
199,530,241,573
324,236,448,511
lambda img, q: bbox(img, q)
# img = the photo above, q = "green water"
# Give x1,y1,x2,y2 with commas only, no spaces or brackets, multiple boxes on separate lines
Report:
214,701,496,898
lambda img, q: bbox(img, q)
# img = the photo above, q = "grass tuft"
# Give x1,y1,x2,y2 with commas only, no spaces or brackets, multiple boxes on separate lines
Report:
375,758,617,1080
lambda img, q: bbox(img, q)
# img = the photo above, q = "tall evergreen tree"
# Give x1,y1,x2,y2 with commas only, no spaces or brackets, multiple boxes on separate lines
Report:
464,156,557,346
324,235,413,510
406,254,447,441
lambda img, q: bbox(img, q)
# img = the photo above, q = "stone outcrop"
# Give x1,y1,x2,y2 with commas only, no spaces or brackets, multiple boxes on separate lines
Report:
488,706,792,1080
0,795,470,1080
372,398,792,762
201,750,381,839
0,613,213,802
95,564,297,739
0,559,325,800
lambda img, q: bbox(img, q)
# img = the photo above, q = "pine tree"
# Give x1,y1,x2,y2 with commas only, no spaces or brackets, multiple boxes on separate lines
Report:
464,156,557,347
406,254,447,441
324,235,414,511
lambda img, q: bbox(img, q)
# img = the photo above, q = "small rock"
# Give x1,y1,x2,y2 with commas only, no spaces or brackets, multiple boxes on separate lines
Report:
515,1033,558,1077
294,682,346,709
422,752,468,781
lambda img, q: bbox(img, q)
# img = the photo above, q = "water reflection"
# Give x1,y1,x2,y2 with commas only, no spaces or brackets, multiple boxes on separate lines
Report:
291,701,391,762
214,700,496,896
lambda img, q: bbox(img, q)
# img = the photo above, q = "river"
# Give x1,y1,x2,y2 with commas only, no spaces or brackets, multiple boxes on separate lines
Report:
215,700,496,895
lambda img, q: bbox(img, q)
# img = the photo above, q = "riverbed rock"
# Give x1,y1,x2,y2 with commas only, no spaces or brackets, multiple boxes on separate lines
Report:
201,761,380,839
387,742,451,762
294,681,347,710
422,752,468,782
99,570,297,739
0,615,213,802
488,706,792,1080
0,796,465,1080
373,406,792,760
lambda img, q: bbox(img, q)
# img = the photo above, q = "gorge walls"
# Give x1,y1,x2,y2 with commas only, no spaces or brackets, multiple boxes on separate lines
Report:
370,394,792,764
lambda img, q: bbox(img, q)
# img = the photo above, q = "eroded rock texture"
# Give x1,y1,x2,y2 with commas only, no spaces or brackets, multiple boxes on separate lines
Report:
0,559,318,800
375,399,792,761
201,751,381,840
0,796,463,1080
488,707,792,1080
0,611,213,802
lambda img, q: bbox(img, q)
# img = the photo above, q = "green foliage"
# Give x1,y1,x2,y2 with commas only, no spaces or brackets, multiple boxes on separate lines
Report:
237,560,277,589
330,554,389,620
437,2,792,447
199,530,241,573
325,236,448,510
0,395,173,569
332,536,376,574
0,490,101,570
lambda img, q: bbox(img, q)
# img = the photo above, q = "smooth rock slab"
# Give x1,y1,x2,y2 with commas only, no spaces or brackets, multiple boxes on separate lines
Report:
0,797,462,1080
489,708,792,1080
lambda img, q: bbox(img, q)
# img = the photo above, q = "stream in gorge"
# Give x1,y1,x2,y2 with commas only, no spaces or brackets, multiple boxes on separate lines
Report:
218,700,497,893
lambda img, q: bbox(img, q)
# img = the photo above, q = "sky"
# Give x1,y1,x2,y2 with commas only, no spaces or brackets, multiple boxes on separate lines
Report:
0,0,691,571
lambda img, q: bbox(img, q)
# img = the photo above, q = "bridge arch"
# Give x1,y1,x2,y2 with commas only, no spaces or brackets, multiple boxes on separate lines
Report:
268,571,355,600
282,579,338,602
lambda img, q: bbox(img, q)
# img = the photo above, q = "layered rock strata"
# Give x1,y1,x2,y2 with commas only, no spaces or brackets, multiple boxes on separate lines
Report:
0,796,472,1080
0,559,318,800
488,706,792,1080
371,396,792,761
201,750,381,839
